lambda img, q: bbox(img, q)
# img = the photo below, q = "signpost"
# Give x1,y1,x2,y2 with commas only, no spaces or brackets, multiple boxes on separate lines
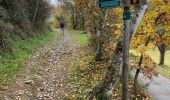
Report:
99,0,134,100
98,0,147,99
99,0,142,8
99,0,121,8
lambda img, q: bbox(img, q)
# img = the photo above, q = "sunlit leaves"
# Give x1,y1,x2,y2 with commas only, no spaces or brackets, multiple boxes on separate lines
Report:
67,49,108,99
132,0,170,52
131,54,158,79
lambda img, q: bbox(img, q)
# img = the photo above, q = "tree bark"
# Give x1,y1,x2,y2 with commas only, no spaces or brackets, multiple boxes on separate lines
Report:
72,14,76,29
122,6,130,100
158,44,166,65
160,50,165,65
96,10,108,61
134,68,140,96
32,0,39,22
81,16,85,31
134,36,150,96
96,30,103,61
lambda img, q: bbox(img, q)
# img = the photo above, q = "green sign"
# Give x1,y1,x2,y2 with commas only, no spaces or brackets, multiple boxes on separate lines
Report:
123,12,131,20
99,0,121,8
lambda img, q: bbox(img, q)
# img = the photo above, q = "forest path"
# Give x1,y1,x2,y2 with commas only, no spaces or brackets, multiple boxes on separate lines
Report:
0,30,79,100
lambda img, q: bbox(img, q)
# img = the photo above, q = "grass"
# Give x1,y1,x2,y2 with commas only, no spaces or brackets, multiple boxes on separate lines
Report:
0,29,59,85
147,49,170,66
70,30,89,46
157,65,170,78
130,49,170,78
147,49,170,78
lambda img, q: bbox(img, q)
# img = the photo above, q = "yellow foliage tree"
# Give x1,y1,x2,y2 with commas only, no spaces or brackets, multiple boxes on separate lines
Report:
132,0,170,65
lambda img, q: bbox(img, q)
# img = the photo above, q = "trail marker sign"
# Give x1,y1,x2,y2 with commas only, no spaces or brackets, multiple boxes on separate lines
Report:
99,0,121,8
99,0,146,8
130,0,138,4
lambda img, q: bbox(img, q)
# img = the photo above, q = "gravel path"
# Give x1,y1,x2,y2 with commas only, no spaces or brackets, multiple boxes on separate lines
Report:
0,30,78,100
138,73,170,100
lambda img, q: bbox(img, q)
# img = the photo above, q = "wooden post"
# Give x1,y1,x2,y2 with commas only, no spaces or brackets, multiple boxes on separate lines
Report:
122,0,130,99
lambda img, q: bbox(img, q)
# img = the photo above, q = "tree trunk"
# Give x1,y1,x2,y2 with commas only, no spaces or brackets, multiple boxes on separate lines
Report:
72,9,77,30
158,44,166,65
81,16,85,31
134,68,140,96
96,30,103,61
134,36,150,96
75,14,78,29
72,14,76,29
32,0,39,22
96,10,108,61
160,50,165,65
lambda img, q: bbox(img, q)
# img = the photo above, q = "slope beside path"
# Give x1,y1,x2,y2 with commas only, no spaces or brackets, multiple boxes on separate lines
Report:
0,30,78,100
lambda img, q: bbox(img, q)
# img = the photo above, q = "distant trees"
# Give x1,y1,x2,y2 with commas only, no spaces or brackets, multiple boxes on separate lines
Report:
133,0,170,65
0,0,53,52
26,0,53,30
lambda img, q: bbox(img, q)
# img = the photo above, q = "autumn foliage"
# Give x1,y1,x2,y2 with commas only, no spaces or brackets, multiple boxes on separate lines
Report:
0,0,53,52
53,0,169,99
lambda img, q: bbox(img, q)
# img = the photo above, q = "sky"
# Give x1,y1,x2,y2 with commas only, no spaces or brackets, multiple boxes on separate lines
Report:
50,0,58,5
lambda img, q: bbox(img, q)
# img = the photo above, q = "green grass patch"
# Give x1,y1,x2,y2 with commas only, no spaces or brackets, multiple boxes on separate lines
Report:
0,30,59,85
147,49,170,79
147,49,170,66
147,49,170,78
70,30,89,46
157,65,170,78
130,49,170,78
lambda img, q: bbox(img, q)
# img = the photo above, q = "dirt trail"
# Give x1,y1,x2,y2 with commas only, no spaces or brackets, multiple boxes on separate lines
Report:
0,30,78,100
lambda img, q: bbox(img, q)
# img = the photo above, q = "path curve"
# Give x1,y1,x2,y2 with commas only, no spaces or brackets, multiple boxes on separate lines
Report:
138,73,170,100
0,30,78,100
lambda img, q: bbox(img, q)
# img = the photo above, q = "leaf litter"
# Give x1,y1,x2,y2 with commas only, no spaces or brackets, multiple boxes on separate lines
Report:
0,32,79,100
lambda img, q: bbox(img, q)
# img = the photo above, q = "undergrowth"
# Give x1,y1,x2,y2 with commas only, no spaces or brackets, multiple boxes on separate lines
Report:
67,47,151,100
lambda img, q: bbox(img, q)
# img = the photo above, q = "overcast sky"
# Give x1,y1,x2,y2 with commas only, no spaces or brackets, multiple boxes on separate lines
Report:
50,0,58,5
